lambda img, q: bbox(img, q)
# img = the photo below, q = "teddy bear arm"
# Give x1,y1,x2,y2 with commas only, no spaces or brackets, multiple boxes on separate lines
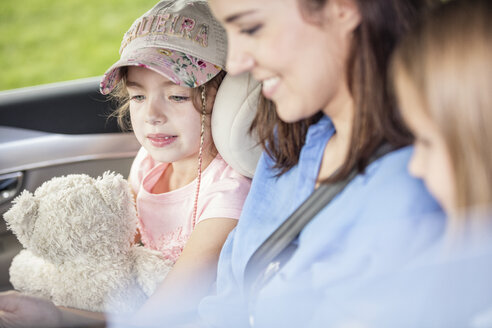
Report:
131,246,174,297
9,250,55,300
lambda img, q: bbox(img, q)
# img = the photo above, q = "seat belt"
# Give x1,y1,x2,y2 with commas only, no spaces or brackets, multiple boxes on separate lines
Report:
244,143,394,302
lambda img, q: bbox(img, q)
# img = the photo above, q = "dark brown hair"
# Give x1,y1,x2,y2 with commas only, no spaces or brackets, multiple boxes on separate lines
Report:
252,0,436,181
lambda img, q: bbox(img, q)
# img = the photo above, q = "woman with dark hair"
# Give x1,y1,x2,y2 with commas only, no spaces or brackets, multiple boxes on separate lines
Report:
198,0,444,326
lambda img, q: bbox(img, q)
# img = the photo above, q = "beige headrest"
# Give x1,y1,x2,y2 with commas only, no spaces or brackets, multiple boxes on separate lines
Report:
211,73,262,178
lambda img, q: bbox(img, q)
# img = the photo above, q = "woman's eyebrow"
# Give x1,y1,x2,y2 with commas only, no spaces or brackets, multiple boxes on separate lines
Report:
225,10,257,23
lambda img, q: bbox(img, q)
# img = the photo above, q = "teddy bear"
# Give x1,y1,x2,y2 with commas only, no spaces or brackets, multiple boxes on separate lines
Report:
3,171,173,314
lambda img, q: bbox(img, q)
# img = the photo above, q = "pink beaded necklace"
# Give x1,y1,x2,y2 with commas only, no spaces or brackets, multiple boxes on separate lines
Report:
191,86,207,228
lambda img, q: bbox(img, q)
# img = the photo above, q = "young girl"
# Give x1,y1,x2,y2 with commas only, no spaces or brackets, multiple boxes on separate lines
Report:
398,0,492,317
100,0,254,322
0,0,253,326
392,1,492,322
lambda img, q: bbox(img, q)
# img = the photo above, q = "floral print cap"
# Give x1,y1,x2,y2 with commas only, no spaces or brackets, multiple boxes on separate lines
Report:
100,0,227,94
100,47,222,94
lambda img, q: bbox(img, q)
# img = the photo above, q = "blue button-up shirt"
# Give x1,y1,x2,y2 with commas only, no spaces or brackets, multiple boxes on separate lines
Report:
199,115,444,327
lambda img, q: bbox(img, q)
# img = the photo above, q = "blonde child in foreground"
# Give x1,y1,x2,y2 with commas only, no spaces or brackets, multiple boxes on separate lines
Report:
327,1,492,326
0,0,253,327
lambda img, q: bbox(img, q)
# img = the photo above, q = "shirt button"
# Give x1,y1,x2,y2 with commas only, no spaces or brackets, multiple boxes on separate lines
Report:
249,314,255,327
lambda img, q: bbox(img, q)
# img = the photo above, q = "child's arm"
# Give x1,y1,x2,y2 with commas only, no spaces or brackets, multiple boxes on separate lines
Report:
131,217,237,323
58,306,107,323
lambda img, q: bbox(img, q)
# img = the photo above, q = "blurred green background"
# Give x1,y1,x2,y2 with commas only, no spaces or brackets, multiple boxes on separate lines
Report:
0,0,158,91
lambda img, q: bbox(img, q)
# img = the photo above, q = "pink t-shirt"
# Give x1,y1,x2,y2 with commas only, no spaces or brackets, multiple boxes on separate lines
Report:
128,147,251,263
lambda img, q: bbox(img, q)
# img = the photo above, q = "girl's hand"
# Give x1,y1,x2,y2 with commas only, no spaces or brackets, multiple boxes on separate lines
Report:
0,290,63,328
134,228,142,245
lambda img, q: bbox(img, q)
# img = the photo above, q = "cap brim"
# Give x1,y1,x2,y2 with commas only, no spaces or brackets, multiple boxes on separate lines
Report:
100,47,222,95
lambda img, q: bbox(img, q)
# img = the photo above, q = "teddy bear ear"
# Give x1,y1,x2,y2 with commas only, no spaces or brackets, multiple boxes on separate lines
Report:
95,171,134,216
3,190,38,247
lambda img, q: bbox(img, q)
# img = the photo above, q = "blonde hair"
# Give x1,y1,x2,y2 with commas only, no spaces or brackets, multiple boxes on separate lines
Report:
391,0,492,211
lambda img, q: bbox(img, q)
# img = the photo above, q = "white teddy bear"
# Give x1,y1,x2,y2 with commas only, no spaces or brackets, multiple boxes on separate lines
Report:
3,171,173,314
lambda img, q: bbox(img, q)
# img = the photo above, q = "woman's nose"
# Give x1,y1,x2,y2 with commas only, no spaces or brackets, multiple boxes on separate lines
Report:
226,35,255,75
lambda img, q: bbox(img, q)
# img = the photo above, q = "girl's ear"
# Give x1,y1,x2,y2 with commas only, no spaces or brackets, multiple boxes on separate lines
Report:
4,190,38,248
